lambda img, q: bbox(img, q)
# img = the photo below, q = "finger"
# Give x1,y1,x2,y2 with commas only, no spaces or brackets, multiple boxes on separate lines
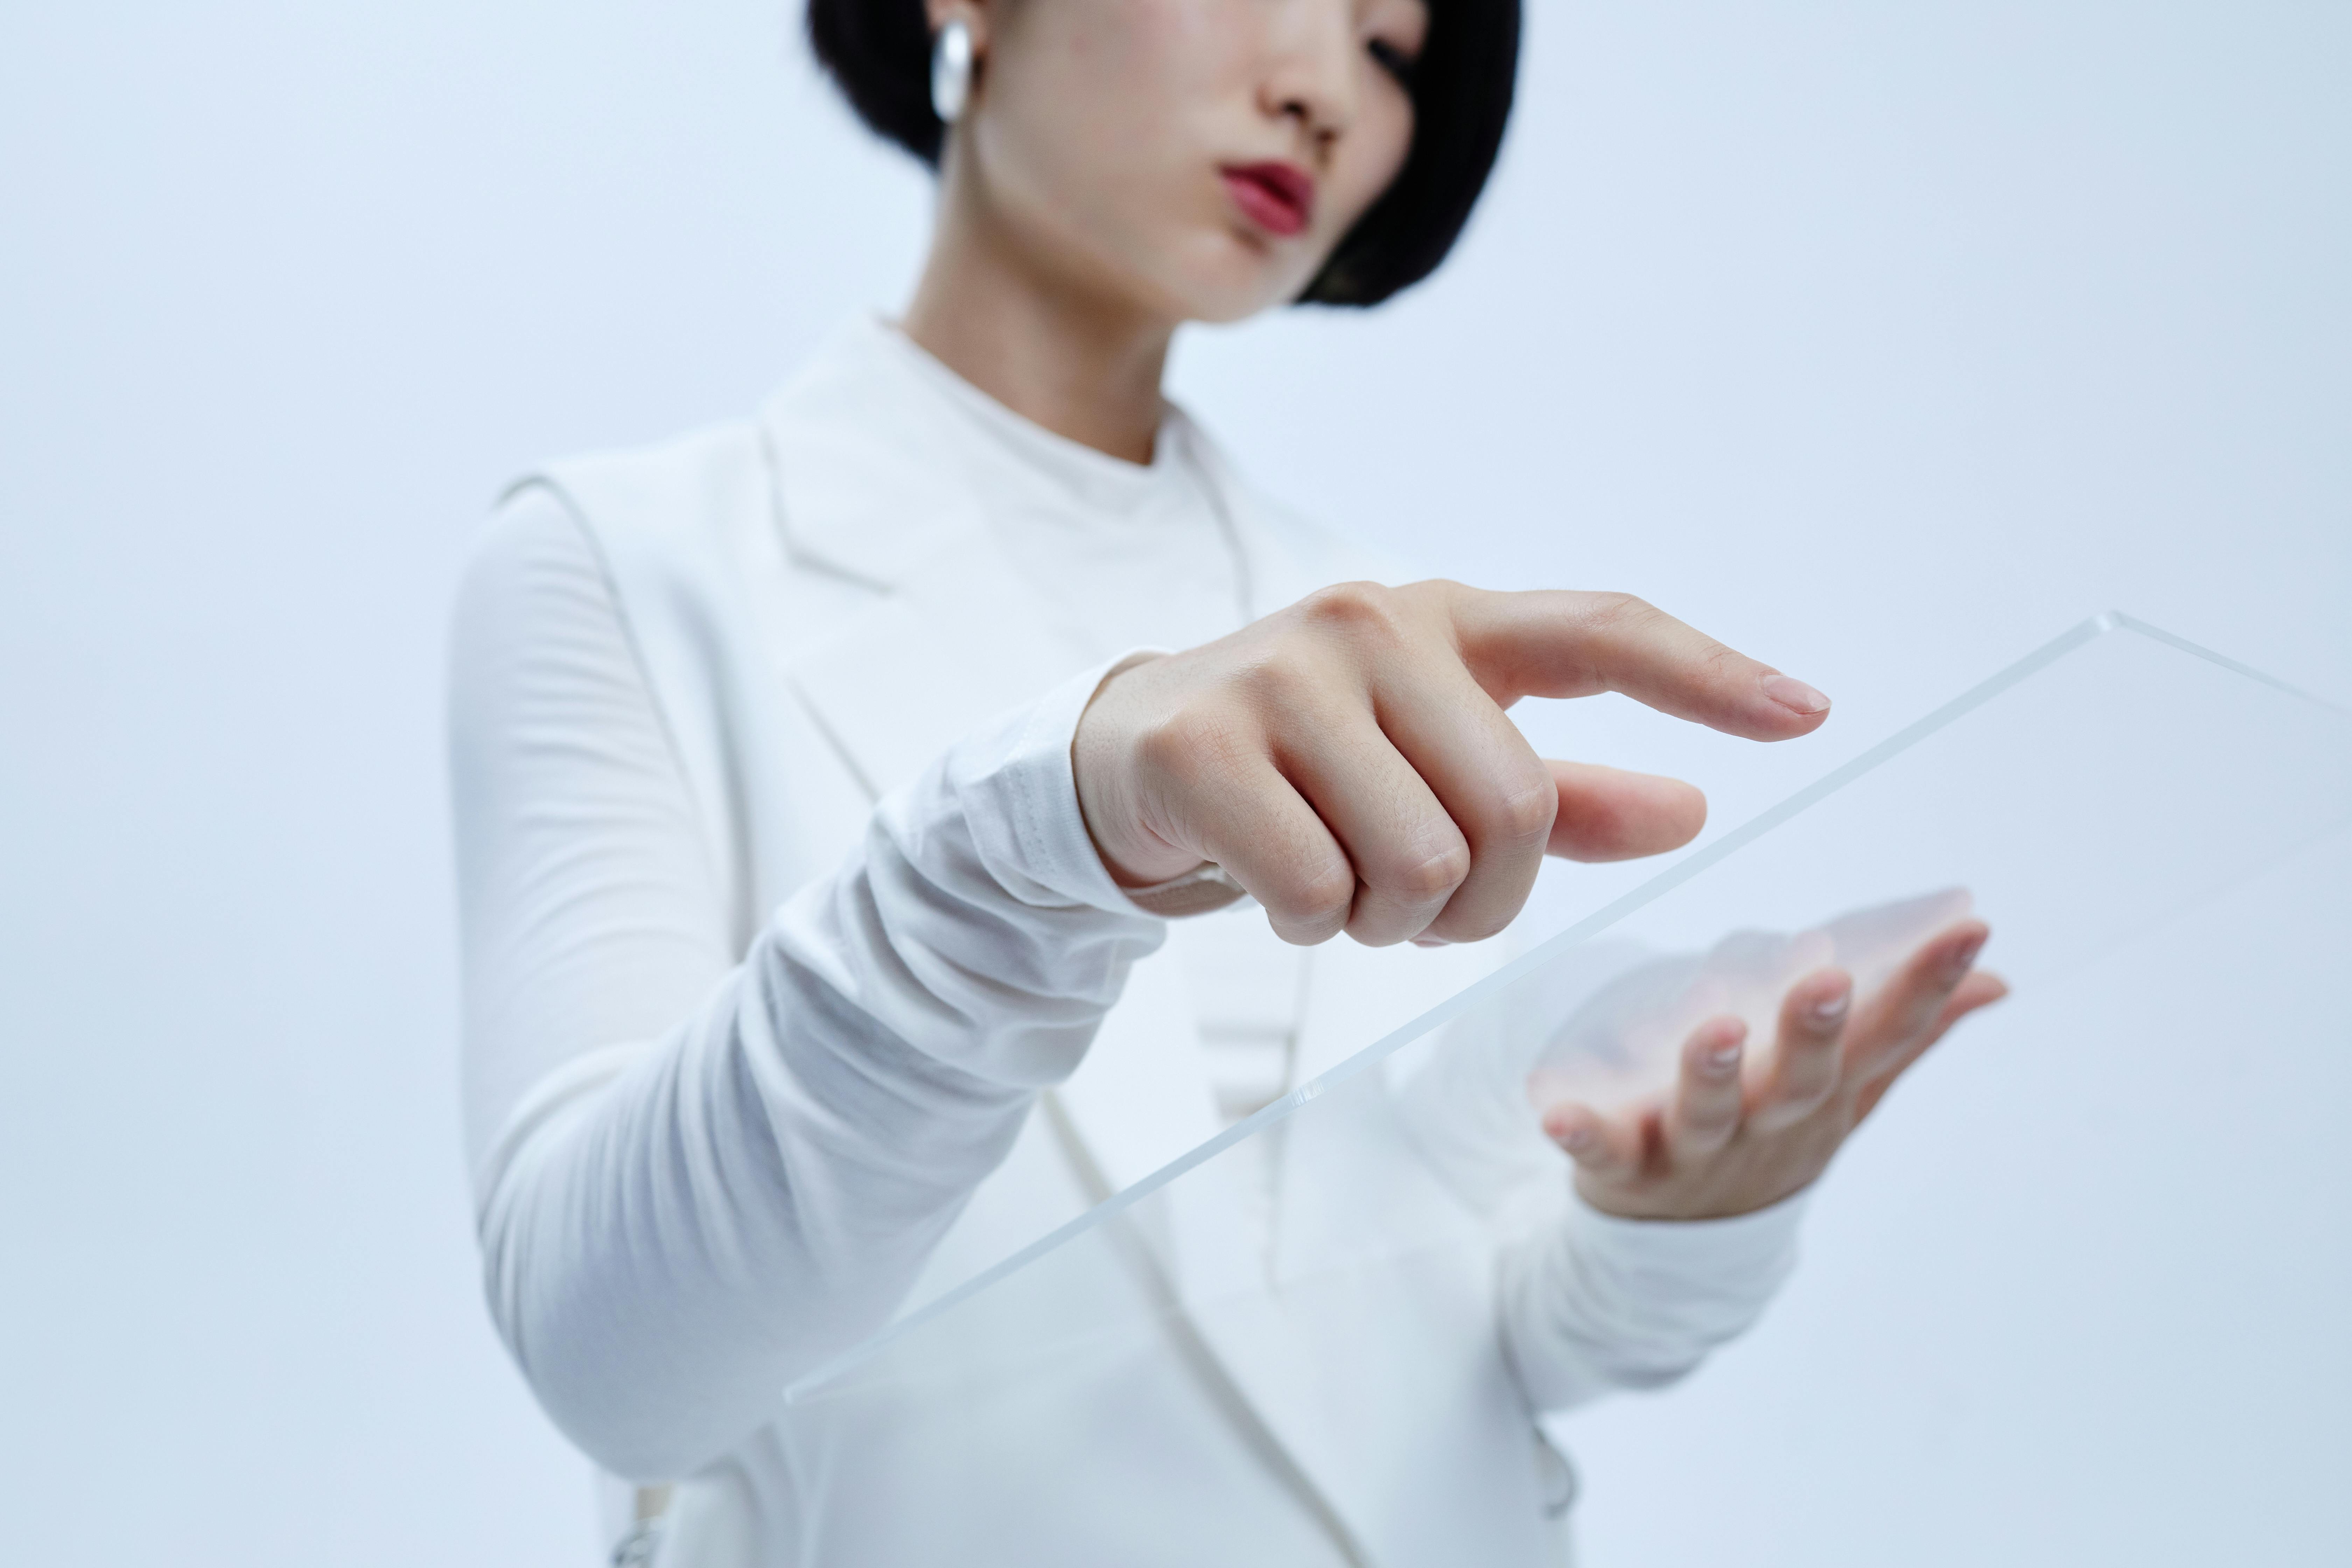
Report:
1541,1100,1647,1182
1546,761,1707,862
1175,747,1358,946
1853,971,2009,1122
1366,659,1559,944
1441,585,1833,741
1937,969,2010,1034
1843,920,1990,1082
1748,968,1853,1132
1664,1016,1748,1160
1264,691,1478,945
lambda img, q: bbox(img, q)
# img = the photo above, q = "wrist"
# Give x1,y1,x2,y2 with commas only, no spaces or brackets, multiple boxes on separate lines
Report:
1072,652,1201,887
1573,1166,1820,1222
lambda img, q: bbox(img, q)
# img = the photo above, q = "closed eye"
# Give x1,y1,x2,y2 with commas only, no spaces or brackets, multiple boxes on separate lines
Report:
1367,37,1419,92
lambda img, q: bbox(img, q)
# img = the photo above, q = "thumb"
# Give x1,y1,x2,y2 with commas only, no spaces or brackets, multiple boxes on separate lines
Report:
1547,761,1707,862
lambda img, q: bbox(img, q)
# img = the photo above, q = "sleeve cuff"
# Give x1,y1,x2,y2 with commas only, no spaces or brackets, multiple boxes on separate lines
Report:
972,651,1247,921
1562,1183,1812,1293
1498,1182,1814,1412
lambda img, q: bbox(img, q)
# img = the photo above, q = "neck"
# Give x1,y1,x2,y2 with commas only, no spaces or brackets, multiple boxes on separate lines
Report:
902,153,1174,466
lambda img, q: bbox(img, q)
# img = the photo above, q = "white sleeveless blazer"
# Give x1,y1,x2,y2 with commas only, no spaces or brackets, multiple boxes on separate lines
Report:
514,369,1577,1566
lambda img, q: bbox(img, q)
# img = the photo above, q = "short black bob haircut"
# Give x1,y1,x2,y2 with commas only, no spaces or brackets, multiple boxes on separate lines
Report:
807,0,1520,307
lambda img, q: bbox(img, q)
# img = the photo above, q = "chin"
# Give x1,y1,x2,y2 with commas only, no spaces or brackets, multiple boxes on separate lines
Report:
1155,236,1316,326
1182,292,1283,327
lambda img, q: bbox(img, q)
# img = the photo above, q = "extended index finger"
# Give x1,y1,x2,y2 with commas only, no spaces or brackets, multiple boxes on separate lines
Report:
1441,586,1832,742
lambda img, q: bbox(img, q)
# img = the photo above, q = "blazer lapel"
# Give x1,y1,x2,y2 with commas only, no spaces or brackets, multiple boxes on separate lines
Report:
760,423,1250,1282
778,527,1087,801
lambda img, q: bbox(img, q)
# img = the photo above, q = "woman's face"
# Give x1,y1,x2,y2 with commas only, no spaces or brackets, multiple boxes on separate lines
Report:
944,0,1429,323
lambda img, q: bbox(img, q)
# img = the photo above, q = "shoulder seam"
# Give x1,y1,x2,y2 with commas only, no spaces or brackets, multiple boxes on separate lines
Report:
502,475,733,912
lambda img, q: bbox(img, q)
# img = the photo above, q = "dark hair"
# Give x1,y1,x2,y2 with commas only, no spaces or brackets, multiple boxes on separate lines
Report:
806,0,1521,307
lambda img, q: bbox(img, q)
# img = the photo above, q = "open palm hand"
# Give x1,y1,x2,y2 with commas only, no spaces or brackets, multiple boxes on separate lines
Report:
1544,921,2008,1220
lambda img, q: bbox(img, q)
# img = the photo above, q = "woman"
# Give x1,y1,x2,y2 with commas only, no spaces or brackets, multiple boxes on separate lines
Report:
449,0,2006,1561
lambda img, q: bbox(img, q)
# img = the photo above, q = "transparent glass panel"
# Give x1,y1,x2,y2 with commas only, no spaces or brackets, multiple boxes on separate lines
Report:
778,616,2352,1566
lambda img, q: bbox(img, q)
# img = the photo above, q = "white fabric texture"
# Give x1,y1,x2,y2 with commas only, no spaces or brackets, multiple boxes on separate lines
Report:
461,618,1151,1475
448,317,1807,1562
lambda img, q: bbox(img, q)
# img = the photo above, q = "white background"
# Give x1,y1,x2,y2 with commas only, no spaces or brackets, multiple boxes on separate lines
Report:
2,1,2344,1563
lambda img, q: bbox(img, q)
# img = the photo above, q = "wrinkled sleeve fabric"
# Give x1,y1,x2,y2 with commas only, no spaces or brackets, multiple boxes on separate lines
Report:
1496,1187,1808,1413
449,491,1164,1481
1396,935,1812,1415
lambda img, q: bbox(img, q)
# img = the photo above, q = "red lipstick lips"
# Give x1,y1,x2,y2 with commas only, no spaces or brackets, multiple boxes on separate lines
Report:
1221,161,1315,237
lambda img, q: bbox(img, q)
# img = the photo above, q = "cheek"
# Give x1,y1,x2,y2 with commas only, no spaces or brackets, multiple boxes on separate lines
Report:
979,5,1272,308
1000,0,1241,150
985,4,1233,223
1326,96,1416,237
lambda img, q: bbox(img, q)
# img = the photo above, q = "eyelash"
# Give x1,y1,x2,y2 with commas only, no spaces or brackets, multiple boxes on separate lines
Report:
1367,37,1419,92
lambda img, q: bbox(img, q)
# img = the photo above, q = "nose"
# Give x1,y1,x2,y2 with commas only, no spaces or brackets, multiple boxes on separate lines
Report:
1258,0,1358,160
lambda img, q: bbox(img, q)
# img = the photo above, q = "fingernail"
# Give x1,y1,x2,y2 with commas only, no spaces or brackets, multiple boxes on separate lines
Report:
1762,674,1832,717
1412,936,1450,948
1704,1043,1742,1073
1809,992,1850,1026
1558,1126,1593,1152
1941,935,1986,982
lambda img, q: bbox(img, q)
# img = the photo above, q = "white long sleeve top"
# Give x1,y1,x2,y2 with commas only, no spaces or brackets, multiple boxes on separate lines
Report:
449,318,1804,1561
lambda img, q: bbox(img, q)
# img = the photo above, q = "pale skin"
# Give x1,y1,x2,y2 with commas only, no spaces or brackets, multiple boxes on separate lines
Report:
906,0,2005,1220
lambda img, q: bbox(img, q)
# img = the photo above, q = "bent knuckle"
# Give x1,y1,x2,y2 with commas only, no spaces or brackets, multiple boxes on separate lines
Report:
1394,577,1466,617
1139,703,1250,785
1276,860,1358,929
1583,590,1657,631
1296,580,1407,646
1487,770,1559,848
1380,836,1472,903
1426,899,1514,946
1231,647,1320,715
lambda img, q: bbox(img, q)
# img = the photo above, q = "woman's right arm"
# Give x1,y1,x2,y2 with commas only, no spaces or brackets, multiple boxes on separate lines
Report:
449,491,1166,1482
454,503,1836,1480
